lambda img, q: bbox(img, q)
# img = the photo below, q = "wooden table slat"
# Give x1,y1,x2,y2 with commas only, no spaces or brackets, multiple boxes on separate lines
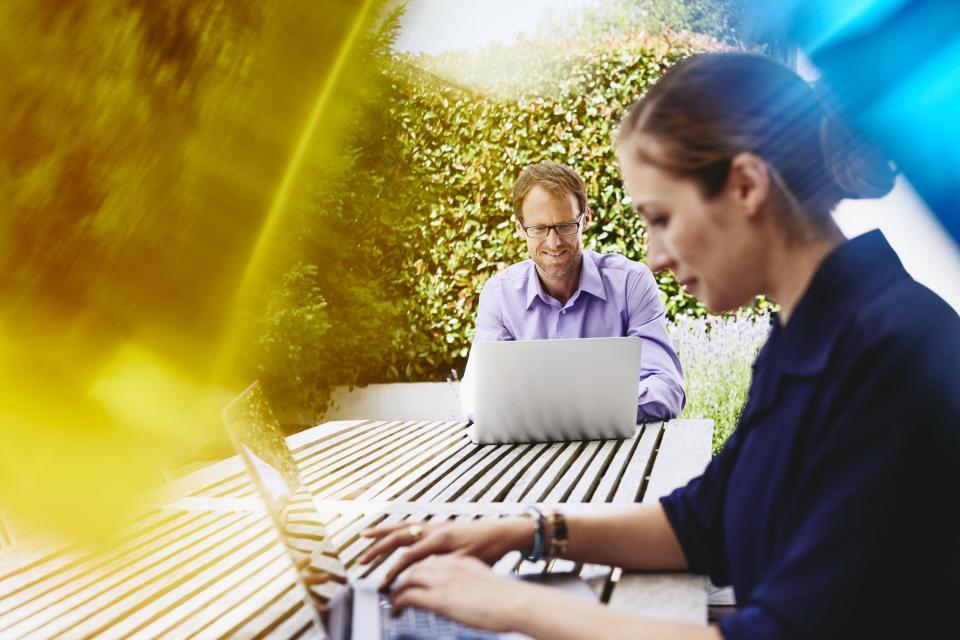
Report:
0,512,242,624
287,419,372,451
133,546,291,640
333,444,502,568
214,573,307,640
318,421,464,500
0,418,714,637
260,603,317,640
454,443,533,503
610,423,661,504
474,443,543,503
302,420,435,495
352,442,520,580
352,425,473,502
566,439,620,503
500,441,567,503
606,420,714,625
224,581,306,640
589,431,646,504
50,518,278,640
328,439,490,562
544,440,604,503
168,421,386,503
14,516,274,639
0,507,200,590
641,420,713,502
203,420,404,502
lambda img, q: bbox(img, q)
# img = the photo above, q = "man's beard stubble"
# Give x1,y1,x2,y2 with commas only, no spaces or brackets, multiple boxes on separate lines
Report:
533,247,580,279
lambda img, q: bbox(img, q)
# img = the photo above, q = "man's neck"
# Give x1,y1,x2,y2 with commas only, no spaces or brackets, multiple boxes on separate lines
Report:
536,256,583,306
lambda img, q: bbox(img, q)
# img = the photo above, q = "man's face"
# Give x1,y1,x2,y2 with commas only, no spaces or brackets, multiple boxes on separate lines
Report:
516,186,587,279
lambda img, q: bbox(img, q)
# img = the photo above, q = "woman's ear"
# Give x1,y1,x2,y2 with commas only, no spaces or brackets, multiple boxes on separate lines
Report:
727,153,770,219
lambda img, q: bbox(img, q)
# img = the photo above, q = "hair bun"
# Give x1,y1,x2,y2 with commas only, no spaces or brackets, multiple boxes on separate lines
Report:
815,79,897,200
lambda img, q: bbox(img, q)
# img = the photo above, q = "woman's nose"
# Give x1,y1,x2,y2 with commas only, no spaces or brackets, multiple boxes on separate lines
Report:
646,236,674,273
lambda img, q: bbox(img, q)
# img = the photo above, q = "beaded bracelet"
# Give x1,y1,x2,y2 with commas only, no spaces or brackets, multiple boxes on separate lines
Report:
522,506,546,562
547,509,569,558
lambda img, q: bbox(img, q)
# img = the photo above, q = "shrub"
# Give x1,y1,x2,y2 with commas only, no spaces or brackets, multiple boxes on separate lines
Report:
257,29,776,424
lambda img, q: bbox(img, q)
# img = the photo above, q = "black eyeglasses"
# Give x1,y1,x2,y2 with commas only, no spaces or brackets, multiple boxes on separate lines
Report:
520,213,585,238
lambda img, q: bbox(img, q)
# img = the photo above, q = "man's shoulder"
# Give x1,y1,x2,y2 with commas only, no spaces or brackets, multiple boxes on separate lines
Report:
588,251,651,280
483,260,535,291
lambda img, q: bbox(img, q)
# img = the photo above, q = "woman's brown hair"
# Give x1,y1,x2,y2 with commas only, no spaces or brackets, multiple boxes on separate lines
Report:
619,53,896,229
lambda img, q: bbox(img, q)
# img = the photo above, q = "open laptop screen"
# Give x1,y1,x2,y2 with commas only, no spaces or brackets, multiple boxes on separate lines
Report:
221,382,348,607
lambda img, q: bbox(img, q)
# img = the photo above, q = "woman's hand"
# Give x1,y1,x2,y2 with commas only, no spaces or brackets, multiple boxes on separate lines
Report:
388,555,537,633
388,554,725,640
358,516,532,590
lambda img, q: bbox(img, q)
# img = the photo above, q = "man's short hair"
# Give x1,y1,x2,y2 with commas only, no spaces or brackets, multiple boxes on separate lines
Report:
511,162,588,222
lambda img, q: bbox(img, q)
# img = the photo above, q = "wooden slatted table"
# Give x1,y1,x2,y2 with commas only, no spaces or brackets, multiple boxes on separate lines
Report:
0,418,713,639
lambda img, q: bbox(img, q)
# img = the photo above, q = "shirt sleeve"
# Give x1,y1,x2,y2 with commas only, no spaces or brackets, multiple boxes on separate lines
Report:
624,268,686,421
717,333,960,639
659,432,739,586
460,279,513,422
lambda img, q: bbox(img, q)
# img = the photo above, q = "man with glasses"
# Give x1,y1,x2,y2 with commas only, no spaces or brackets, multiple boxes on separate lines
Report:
460,162,685,422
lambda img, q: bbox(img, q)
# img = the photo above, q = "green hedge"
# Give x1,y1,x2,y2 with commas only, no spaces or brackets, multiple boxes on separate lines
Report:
257,32,737,417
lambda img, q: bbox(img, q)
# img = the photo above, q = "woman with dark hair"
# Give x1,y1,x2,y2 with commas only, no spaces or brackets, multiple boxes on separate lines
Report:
360,53,960,639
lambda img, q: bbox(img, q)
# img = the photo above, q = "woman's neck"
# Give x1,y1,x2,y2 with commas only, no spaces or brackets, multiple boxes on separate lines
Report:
767,223,846,326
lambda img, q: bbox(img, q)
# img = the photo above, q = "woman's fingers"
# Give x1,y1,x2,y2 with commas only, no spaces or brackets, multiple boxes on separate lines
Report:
389,585,432,616
361,520,417,539
357,521,429,565
388,558,439,600
378,535,451,590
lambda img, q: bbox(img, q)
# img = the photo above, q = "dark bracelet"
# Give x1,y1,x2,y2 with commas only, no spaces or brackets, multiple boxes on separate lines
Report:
547,509,568,558
522,506,546,562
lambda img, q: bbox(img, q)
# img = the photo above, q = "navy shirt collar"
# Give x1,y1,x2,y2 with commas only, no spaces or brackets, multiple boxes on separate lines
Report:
750,231,907,409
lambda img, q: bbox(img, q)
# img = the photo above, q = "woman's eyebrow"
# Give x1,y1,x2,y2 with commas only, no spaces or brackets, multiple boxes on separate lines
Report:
633,202,654,217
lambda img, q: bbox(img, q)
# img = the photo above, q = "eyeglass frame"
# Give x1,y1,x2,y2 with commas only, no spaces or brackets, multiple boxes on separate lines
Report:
518,212,586,238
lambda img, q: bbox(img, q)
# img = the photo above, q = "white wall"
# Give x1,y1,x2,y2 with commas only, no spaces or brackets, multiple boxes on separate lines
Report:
323,381,465,423
833,176,960,313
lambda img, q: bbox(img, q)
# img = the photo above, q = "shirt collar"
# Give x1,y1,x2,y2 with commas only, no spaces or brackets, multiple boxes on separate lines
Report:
746,230,905,419
524,251,608,309
769,230,905,377
524,261,547,309
578,251,608,302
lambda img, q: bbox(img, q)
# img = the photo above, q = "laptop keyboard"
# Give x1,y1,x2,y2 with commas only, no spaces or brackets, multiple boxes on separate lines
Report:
379,598,497,639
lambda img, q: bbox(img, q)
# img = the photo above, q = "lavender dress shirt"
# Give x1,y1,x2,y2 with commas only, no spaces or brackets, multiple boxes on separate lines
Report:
460,250,685,423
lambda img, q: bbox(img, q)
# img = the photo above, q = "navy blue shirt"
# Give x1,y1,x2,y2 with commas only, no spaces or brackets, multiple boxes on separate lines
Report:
661,231,960,638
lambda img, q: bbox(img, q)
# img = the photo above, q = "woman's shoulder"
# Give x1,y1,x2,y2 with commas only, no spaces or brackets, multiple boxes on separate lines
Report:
855,272,960,355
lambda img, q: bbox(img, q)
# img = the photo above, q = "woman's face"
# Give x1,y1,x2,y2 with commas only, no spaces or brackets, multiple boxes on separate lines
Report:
616,144,767,313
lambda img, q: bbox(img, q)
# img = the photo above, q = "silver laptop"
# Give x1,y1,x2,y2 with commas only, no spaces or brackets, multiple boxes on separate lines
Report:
222,382,595,640
470,337,643,444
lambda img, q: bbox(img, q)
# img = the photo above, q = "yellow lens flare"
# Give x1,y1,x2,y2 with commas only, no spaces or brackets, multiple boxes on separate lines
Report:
218,0,381,380
0,0,385,545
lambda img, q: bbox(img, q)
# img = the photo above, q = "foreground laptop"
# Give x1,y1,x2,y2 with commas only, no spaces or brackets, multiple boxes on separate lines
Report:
470,337,643,444
222,381,595,640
